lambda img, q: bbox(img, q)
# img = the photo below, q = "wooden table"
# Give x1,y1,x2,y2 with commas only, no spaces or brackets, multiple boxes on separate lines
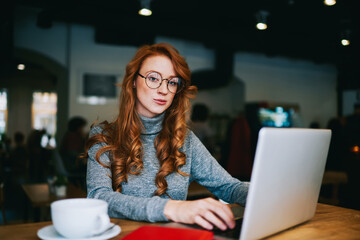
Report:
0,203,359,239
22,183,86,208
22,183,86,221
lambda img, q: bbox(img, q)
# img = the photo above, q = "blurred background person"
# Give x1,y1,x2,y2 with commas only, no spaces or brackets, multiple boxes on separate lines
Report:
9,131,29,183
60,116,87,175
27,129,49,183
189,103,218,159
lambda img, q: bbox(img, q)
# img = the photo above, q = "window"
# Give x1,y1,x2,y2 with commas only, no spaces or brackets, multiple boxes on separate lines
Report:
32,92,57,148
0,89,7,140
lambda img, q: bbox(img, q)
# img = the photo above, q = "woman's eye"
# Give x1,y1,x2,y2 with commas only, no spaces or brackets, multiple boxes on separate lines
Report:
169,78,180,86
168,80,177,86
147,72,161,82
148,77,159,82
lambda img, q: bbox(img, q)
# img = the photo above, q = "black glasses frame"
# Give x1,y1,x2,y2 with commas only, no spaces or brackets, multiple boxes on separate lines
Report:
137,72,184,94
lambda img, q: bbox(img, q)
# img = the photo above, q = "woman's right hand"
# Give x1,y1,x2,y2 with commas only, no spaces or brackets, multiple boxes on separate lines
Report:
163,197,235,231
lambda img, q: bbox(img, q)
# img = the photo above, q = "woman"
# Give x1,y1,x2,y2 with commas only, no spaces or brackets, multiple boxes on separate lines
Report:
83,43,249,231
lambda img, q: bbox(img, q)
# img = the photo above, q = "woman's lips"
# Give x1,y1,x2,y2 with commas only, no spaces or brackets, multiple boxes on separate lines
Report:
153,99,167,105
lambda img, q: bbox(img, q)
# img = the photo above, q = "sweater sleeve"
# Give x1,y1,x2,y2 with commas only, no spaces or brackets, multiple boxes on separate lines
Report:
188,131,250,206
86,126,169,222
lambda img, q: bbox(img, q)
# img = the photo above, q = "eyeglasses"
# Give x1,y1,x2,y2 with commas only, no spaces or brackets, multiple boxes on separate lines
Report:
137,72,184,94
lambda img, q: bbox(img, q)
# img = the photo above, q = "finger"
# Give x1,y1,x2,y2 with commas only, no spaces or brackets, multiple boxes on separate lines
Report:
205,199,235,229
219,204,235,228
202,210,227,231
194,215,213,230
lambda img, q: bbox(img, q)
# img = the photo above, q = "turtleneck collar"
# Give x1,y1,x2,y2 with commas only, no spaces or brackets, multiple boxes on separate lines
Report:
138,112,165,135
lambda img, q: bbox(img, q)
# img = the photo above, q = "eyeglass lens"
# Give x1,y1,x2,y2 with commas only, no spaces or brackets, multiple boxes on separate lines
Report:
145,72,181,93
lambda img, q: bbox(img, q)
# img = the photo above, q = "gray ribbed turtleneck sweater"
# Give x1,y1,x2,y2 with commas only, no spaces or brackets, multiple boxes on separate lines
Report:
87,113,249,222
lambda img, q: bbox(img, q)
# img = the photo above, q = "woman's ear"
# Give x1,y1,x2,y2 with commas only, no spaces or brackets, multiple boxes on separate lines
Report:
133,79,136,88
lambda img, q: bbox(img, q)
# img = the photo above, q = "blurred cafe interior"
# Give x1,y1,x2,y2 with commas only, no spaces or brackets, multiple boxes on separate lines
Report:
0,0,359,225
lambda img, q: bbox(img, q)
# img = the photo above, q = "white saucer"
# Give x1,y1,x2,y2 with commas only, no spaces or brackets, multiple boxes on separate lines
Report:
37,224,121,240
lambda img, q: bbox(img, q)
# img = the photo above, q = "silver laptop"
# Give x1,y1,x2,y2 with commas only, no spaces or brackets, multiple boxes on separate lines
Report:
239,127,331,240
167,127,331,240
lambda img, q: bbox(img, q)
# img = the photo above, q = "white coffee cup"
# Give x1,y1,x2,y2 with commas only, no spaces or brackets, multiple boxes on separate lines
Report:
51,198,111,238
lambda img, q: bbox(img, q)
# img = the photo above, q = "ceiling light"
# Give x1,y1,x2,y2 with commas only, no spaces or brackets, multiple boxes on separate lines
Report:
340,29,351,46
139,0,152,16
139,8,152,16
256,23,267,30
324,0,336,6
255,10,269,30
17,64,25,71
341,39,350,46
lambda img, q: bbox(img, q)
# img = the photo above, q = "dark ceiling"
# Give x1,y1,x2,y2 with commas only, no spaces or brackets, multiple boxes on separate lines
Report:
3,0,360,89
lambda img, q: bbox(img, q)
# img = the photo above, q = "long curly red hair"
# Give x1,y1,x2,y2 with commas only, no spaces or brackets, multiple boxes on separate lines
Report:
83,43,197,197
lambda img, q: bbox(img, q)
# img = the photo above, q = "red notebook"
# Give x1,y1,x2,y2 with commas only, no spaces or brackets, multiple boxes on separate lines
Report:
122,225,213,240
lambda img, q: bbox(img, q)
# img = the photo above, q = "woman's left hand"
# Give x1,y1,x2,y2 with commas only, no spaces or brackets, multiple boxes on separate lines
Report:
163,197,235,230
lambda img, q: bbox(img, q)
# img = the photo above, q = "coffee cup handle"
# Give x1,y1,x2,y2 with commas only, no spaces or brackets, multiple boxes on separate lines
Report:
91,213,111,235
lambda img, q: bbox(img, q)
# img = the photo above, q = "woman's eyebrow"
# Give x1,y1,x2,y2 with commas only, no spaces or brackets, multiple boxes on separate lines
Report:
144,70,177,78
144,70,159,74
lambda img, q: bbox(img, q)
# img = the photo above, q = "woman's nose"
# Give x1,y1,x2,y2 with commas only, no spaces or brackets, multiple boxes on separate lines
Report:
157,81,169,94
